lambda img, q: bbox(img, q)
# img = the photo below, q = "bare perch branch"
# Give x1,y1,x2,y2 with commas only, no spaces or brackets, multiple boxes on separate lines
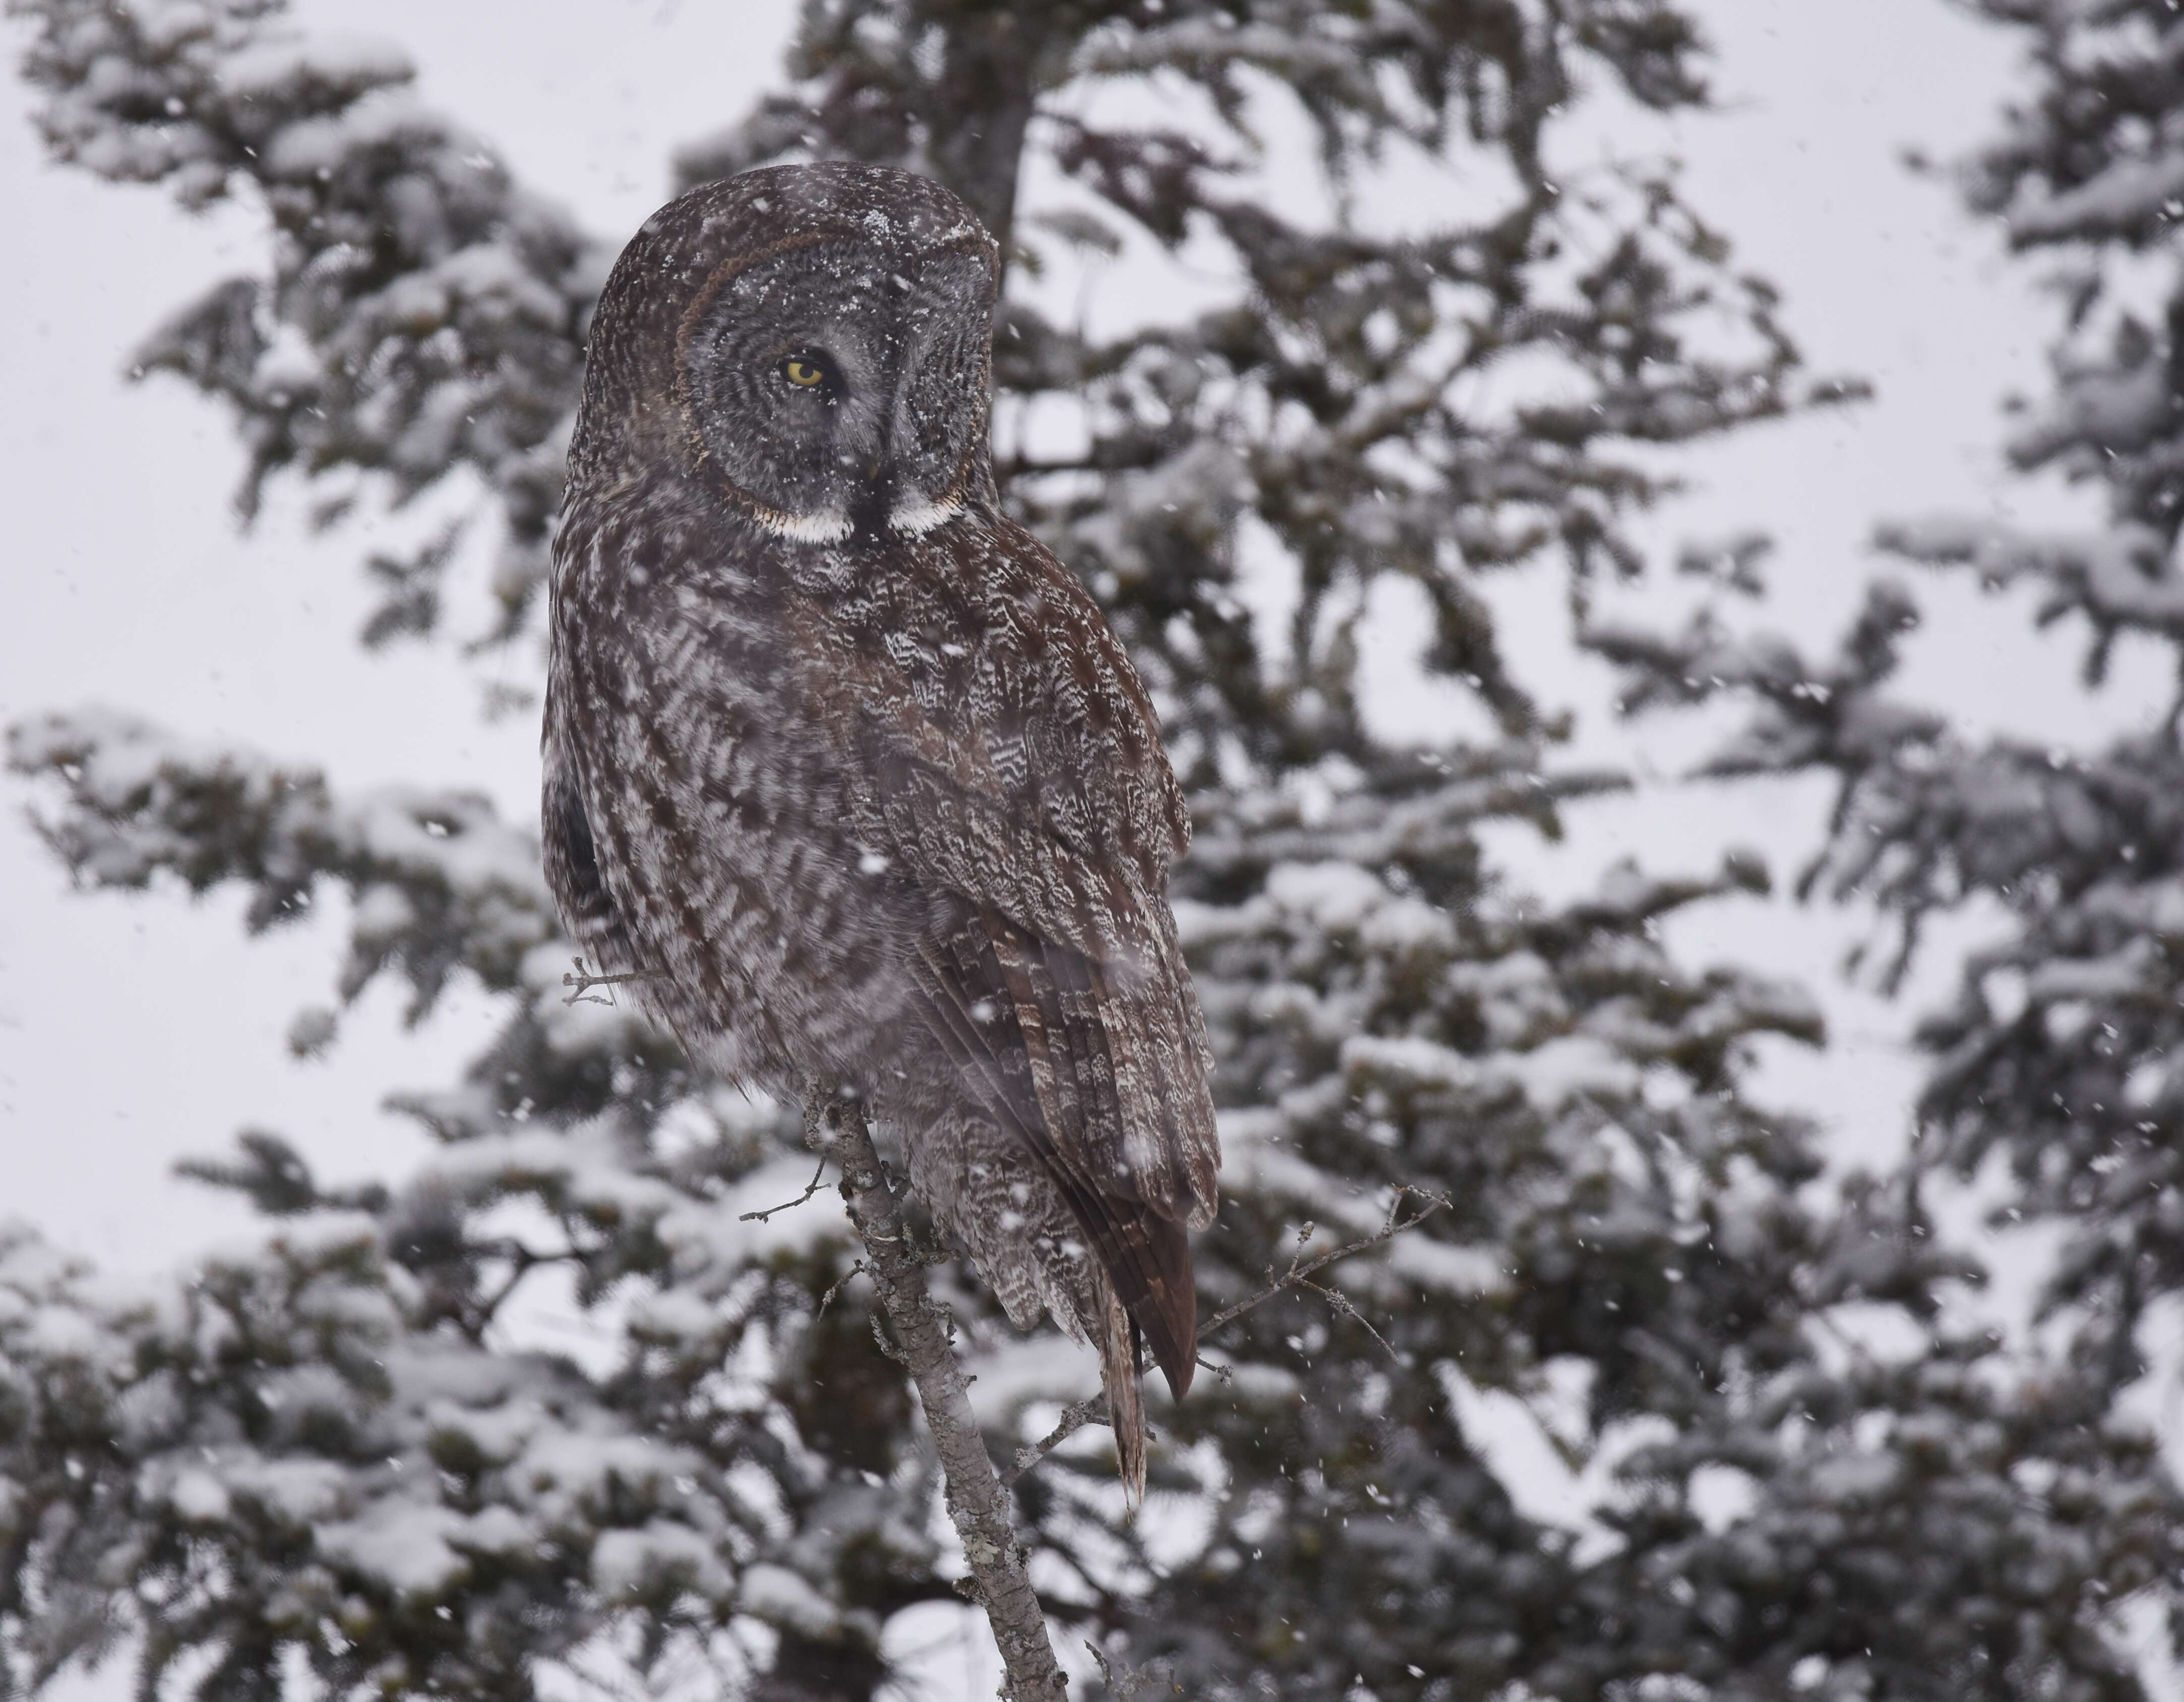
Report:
1197,1186,1453,1364
802,1079,1068,1701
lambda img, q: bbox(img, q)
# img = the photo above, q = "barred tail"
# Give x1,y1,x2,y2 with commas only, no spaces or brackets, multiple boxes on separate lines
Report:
1097,1274,1147,1505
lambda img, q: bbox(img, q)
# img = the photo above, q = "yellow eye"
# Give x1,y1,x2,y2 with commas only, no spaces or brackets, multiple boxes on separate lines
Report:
781,356,828,389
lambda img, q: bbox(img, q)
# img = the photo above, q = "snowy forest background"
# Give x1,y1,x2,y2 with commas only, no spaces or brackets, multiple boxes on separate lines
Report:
6,0,2184,1698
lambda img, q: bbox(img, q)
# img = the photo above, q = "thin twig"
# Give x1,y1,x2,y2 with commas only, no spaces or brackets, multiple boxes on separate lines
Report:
802,1079,1069,1700
1196,1185,1452,1368
1082,1637,1172,1698
1004,1394,1109,1487
561,955,647,1006
815,1259,866,1317
869,1309,908,1365
461,1241,589,1340
471,1255,537,1335
1316,1283,1401,1363
739,1156,830,1222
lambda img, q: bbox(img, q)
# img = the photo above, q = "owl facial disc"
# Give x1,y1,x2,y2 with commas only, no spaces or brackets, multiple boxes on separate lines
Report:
677,228,993,542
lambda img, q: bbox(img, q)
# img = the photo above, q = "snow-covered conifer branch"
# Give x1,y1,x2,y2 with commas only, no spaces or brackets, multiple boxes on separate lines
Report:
14,0,600,648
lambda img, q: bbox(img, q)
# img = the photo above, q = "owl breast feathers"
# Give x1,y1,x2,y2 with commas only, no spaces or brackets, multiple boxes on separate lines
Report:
542,161,1219,1497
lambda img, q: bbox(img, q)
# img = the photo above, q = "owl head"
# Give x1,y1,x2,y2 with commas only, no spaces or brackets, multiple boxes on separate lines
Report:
572,162,1000,545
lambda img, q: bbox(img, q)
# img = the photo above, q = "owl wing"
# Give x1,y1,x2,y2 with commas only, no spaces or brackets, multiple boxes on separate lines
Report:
541,673,643,983
906,902,1206,1398
789,571,1219,1398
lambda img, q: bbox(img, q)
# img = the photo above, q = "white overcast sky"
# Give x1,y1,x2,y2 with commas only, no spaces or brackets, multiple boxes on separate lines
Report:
7,1,2181,1696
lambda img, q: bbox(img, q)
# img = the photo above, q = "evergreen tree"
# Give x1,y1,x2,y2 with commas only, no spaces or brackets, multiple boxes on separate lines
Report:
1583,1,2184,1693
3,2,2170,1698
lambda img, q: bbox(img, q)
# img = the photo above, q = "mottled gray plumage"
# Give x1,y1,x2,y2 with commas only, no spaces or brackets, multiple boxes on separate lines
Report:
542,163,1219,1495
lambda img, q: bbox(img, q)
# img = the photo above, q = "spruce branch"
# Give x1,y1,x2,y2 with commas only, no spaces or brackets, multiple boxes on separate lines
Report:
801,1078,1068,1701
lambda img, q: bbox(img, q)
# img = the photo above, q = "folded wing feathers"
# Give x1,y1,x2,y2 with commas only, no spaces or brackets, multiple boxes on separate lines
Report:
832,637,1218,1489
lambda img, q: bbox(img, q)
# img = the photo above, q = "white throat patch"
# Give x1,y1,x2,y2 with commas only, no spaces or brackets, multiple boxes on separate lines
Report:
889,493,964,538
755,507,852,545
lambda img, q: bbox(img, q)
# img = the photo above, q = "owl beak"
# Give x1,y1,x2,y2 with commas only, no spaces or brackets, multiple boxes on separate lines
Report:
849,458,895,537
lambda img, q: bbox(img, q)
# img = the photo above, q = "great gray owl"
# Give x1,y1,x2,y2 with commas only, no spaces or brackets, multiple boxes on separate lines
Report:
542,162,1220,1496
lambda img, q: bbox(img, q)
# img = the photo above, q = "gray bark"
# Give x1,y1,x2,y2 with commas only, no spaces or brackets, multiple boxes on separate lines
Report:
802,1081,1068,1700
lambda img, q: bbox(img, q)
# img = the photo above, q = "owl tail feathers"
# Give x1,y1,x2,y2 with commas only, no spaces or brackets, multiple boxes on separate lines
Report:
1096,1279,1148,1505
1117,1213,1198,1403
